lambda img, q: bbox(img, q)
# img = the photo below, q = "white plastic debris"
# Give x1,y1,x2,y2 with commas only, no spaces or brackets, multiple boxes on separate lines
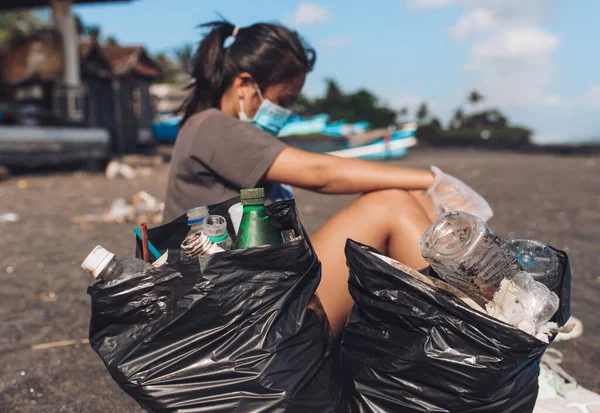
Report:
105,160,136,180
71,192,164,225
0,213,20,223
485,272,559,340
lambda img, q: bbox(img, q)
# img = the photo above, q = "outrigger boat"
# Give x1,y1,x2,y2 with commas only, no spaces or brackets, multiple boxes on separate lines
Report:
153,113,418,160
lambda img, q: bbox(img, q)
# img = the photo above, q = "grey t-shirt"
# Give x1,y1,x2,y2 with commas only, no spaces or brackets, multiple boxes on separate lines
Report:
163,109,287,222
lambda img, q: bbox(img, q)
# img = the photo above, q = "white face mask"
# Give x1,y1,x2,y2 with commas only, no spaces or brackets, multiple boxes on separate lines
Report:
239,84,293,136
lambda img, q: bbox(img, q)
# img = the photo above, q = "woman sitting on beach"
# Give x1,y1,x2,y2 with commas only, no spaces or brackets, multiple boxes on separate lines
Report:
163,20,491,336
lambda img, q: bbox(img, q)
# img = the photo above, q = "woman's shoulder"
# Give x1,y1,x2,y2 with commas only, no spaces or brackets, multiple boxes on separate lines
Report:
181,108,230,131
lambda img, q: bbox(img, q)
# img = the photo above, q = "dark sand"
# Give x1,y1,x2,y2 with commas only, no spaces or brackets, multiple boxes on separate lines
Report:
0,149,598,412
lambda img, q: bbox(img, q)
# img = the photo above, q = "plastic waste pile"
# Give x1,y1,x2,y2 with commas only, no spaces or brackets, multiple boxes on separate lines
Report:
420,210,563,342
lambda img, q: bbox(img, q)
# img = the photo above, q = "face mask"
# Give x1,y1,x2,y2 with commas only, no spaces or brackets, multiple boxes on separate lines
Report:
239,84,293,136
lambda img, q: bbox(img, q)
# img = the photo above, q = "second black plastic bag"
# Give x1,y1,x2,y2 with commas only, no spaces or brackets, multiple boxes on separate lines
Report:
338,239,571,413
88,198,335,413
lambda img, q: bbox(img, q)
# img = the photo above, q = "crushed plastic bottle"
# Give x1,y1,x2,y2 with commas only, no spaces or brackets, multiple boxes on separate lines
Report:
420,211,520,301
485,272,559,337
508,239,560,291
181,232,225,257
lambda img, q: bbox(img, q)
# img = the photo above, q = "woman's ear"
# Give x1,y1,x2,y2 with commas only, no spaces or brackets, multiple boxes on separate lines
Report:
234,72,261,118
234,73,255,99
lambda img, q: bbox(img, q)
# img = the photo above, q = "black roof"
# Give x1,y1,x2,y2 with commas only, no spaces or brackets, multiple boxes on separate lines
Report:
0,0,131,11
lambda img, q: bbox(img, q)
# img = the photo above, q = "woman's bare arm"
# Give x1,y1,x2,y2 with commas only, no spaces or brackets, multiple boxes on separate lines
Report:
265,147,434,194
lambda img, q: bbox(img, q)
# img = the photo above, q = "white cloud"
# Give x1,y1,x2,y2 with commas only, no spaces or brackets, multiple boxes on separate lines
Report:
411,0,563,108
407,0,459,9
450,8,495,39
585,85,600,106
319,35,350,48
472,27,557,59
284,3,333,27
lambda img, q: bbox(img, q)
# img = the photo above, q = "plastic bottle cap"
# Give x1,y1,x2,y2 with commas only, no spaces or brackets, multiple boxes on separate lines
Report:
203,215,228,240
81,245,115,279
240,188,265,205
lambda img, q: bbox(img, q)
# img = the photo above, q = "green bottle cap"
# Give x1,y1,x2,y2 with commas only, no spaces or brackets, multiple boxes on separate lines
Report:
240,187,265,205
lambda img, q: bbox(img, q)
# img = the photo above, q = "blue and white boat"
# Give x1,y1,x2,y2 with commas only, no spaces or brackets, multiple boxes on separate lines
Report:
152,112,418,160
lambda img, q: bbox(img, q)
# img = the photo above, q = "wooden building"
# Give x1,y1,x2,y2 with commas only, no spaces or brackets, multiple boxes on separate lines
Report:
102,44,160,153
0,0,165,169
0,31,160,155
0,30,114,127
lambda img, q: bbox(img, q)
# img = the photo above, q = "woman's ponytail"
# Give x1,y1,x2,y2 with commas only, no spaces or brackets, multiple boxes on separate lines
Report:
180,21,235,125
180,19,316,126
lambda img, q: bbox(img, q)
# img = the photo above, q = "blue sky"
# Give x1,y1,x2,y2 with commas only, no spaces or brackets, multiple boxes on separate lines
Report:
74,0,599,143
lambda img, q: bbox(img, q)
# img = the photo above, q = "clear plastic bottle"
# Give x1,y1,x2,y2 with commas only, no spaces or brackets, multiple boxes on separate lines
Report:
420,211,520,301
181,232,225,258
81,245,152,281
508,239,560,291
202,215,233,250
186,206,209,235
487,272,559,334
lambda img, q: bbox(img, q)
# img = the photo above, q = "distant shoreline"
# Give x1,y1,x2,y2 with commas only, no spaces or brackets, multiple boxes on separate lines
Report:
414,143,600,156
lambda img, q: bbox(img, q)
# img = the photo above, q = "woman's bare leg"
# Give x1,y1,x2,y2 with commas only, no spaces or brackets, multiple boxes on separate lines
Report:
409,189,438,222
310,189,434,336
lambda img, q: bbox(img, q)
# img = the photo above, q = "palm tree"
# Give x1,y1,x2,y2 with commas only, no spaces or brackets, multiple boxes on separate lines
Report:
105,35,118,46
452,107,464,128
468,89,484,112
416,102,429,123
398,106,409,122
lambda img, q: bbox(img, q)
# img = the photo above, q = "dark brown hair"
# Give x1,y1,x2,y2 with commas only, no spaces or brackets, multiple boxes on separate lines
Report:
180,20,316,125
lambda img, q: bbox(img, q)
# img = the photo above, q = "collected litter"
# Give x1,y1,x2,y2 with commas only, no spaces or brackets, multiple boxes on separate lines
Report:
80,192,572,413
341,234,570,413
83,191,332,412
71,191,164,225
420,210,565,342
0,212,20,223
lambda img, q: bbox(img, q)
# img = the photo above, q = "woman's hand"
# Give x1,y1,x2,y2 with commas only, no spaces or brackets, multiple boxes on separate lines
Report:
426,166,494,222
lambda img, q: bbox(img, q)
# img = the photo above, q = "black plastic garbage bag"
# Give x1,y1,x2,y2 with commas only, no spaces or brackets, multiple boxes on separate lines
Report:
339,239,571,413
87,198,335,413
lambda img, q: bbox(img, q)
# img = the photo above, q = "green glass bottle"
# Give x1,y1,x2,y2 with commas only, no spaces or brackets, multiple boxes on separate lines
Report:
233,188,282,249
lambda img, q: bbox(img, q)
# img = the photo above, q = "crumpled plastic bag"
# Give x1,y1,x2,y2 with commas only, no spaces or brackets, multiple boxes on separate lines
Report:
427,165,494,222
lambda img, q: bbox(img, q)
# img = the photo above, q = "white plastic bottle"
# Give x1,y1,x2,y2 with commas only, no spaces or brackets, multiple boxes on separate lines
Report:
81,245,152,281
